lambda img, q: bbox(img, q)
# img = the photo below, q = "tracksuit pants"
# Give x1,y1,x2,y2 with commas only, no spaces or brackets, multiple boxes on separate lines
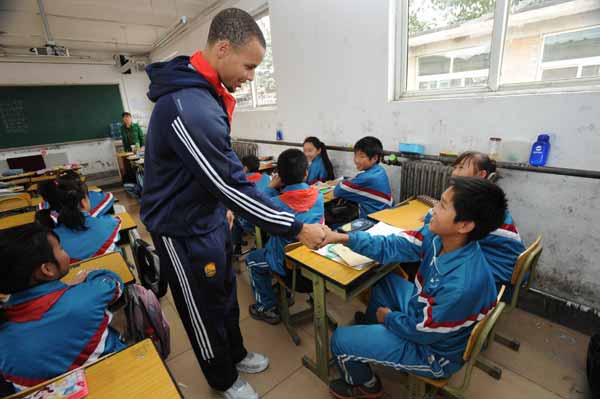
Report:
152,222,247,391
331,274,457,385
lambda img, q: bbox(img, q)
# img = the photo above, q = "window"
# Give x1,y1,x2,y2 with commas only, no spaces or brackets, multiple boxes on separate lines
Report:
395,0,600,97
233,12,277,109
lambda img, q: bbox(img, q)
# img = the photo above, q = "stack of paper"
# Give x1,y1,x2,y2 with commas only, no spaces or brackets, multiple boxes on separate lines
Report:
314,244,375,270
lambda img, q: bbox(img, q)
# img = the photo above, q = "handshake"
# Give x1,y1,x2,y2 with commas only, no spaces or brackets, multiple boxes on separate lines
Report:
296,224,349,250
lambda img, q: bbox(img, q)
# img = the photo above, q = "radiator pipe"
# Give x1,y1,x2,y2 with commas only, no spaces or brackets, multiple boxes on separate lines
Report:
234,138,600,180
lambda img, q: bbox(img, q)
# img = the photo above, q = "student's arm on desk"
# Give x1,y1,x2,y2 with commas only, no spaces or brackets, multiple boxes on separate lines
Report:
82,270,124,306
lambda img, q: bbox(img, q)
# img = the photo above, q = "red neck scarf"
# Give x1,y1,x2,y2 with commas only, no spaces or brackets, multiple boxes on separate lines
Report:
190,51,236,124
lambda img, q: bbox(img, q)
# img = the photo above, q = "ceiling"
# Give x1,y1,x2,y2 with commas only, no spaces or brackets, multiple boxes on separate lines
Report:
0,0,219,56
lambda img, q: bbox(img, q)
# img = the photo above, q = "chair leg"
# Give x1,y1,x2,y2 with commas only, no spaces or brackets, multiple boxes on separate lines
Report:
475,357,503,380
279,283,301,346
494,333,521,351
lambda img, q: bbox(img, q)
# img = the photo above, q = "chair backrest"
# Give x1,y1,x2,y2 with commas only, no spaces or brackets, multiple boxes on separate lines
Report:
0,193,32,212
463,285,505,362
284,242,303,270
510,236,542,286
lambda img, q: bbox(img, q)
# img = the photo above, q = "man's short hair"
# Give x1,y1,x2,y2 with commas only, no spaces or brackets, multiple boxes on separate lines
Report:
354,136,384,162
241,155,260,173
277,149,308,186
122,112,131,118
207,8,266,49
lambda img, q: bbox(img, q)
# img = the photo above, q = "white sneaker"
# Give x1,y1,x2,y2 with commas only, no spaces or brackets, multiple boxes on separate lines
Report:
223,377,258,399
236,352,269,374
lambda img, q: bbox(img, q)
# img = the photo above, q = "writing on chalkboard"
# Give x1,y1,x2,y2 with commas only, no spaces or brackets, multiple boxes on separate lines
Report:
0,99,28,135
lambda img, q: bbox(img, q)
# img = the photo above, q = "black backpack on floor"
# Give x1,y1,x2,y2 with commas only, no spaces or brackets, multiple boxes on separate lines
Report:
587,333,600,397
133,238,168,298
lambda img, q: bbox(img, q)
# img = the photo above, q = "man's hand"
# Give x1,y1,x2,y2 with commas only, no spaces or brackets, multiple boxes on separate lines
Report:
226,210,234,230
269,174,283,189
319,225,349,248
297,224,327,249
376,307,391,324
67,269,89,286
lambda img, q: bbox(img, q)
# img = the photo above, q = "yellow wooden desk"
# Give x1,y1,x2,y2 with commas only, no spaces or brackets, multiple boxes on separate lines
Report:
286,245,398,383
0,171,36,182
259,162,276,172
0,194,32,213
368,197,432,230
323,190,334,203
62,252,134,284
0,211,35,230
6,339,182,399
117,212,137,232
30,175,58,183
31,196,42,207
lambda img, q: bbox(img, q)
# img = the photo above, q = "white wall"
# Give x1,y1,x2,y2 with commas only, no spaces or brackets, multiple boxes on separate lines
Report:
151,0,600,308
0,61,153,177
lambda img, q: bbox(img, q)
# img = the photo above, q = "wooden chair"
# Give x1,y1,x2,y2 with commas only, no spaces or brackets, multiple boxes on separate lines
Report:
0,193,32,213
493,236,543,351
277,242,338,345
405,287,507,399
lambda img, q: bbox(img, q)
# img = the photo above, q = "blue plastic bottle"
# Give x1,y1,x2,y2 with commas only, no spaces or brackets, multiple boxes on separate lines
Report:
529,134,550,166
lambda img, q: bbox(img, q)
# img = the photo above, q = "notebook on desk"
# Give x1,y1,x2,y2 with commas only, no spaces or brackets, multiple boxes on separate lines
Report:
368,196,435,230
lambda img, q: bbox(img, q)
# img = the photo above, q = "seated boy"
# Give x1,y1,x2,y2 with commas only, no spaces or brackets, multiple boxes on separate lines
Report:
424,151,526,291
232,155,271,254
322,177,505,398
245,149,324,324
333,136,393,218
0,224,126,391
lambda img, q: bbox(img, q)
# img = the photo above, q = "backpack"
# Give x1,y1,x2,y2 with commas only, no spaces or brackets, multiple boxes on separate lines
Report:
133,238,168,298
587,333,600,397
125,284,171,359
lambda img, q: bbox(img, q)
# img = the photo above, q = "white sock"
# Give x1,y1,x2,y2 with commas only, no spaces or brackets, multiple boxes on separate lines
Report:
363,375,377,388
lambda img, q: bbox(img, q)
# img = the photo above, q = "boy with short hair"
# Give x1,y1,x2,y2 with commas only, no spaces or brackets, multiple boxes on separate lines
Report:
0,224,125,391
424,151,526,290
322,177,505,398
232,155,272,254
334,136,393,218
245,149,324,324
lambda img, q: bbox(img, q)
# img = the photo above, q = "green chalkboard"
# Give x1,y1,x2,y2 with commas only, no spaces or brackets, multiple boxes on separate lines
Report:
0,85,124,149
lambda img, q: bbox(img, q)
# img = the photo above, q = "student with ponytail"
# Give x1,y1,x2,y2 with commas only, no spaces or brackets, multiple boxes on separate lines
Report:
303,136,335,185
36,179,121,263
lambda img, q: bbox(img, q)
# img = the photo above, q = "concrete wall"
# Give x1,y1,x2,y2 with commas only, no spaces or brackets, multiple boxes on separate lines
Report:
0,61,153,177
151,0,600,309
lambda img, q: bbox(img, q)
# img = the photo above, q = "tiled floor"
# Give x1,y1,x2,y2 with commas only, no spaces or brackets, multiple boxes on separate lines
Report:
112,189,592,399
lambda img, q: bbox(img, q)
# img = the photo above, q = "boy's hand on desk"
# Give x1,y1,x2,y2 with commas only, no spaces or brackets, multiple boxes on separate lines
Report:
297,224,327,249
67,269,89,286
320,226,349,248
376,307,391,324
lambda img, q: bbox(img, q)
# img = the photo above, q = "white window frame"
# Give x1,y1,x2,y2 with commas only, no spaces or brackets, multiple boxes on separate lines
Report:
390,0,600,100
235,8,277,110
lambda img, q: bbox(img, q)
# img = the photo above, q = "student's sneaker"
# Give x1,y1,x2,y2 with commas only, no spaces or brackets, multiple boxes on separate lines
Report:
223,377,258,399
236,352,270,374
249,304,281,325
329,376,384,399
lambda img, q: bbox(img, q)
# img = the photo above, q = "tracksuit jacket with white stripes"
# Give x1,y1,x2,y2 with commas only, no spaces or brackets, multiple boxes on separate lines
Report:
331,225,498,381
140,56,303,239
0,270,125,391
333,163,393,218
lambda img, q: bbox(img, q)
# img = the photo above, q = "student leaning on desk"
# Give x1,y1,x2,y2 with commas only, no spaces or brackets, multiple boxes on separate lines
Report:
317,177,506,398
0,223,125,394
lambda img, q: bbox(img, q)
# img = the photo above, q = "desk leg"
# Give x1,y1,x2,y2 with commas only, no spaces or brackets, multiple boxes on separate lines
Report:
302,275,330,384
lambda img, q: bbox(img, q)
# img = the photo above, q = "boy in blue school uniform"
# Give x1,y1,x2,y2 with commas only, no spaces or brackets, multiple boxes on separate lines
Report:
232,155,271,254
321,177,506,398
333,136,393,218
0,224,125,391
245,149,325,324
423,151,526,293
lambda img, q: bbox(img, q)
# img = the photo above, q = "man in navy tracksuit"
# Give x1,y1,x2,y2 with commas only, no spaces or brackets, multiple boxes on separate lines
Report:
141,8,325,399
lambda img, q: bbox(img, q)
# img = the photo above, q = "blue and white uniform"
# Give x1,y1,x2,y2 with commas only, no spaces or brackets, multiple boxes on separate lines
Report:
0,270,125,391
234,172,272,235
38,191,115,222
306,155,329,185
245,183,324,311
53,213,121,263
331,226,497,384
333,163,393,218
424,210,525,289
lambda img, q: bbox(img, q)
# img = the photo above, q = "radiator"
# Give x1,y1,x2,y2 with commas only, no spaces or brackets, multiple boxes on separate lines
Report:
231,141,258,159
400,161,452,201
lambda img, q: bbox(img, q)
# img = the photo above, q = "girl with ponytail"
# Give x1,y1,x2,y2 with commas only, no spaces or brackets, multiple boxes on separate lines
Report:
303,136,335,184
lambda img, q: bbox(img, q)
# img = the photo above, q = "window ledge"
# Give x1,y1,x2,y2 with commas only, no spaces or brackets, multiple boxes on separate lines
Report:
235,105,278,113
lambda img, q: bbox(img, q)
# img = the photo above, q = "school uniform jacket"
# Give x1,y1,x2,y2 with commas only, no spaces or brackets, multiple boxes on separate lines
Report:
141,56,302,238
424,210,525,285
347,226,498,365
0,270,125,390
307,155,329,185
246,172,271,192
333,163,393,218
38,191,115,222
261,183,324,276
53,212,121,263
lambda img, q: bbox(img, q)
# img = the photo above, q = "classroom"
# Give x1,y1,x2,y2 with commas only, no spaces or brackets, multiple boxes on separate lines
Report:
0,0,599,398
